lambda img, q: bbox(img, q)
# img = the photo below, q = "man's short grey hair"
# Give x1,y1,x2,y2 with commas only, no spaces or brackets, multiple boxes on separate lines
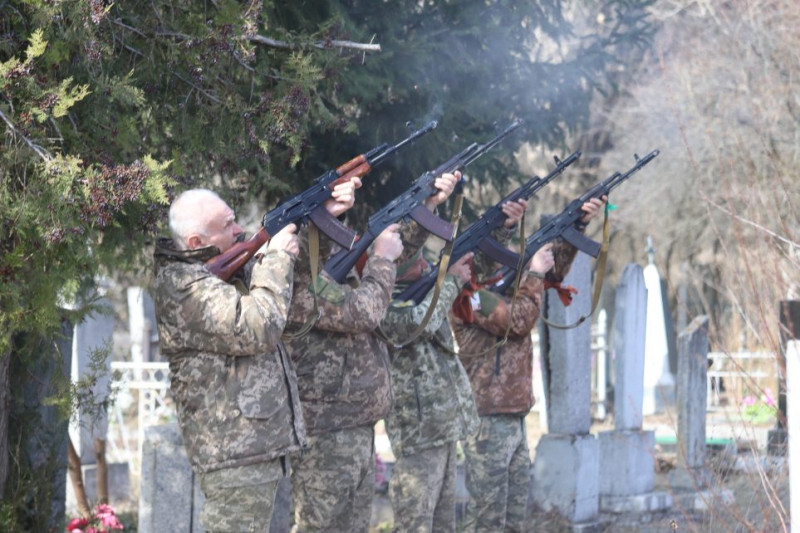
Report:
169,189,222,250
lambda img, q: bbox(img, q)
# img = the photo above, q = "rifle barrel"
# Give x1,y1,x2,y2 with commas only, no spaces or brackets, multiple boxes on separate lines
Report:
459,121,523,168
370,120,438,167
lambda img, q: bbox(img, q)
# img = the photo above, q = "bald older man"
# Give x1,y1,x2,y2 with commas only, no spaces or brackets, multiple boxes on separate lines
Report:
153,181,357,533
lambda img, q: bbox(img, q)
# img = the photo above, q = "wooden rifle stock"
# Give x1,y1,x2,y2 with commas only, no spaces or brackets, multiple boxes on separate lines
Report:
206,228,270,281
203,121,438,281
336,153,368,175
204,160,372,282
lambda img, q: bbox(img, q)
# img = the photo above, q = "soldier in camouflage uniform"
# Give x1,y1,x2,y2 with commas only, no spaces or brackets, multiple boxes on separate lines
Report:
449,197,605,533
379,196,529,533
285,173,459,533
153,185,356,533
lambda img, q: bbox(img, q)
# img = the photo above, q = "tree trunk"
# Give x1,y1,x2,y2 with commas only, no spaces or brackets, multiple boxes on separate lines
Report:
68,437,92,518
0,348,10,497
94,437,109,504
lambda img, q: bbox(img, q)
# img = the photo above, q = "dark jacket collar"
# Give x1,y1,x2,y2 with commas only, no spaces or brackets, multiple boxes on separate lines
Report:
153,237,220,267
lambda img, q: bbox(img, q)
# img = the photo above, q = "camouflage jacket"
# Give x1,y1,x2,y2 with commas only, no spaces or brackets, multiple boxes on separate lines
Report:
450,237,578,416
153,238,305,474
284,220,428,435
381,275,479,457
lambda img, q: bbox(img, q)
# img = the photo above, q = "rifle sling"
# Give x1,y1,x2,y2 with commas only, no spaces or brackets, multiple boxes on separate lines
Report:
540,204,610,330
442,214,528,358
281,223,322,340
378,193,464,349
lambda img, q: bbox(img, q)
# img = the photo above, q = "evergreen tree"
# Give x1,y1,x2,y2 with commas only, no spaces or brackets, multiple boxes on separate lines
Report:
1,1,368,529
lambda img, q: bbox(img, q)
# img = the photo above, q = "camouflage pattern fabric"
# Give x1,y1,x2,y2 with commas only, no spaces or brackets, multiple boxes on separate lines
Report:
451,237,579,417
284,251,396,434
381,269,478,533
153,238,305,475
450,275,543,416
284,219,428,435
291,425,375,533
450,219,585,532
462,415,529,533
382,276,479,456
388,442,458,533
199,459,284,532
470,226,514,281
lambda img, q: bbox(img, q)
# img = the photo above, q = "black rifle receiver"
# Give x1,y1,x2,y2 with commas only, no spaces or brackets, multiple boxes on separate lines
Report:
491,149,660,294
395,150,581,304
206,120,437,280
323,121,524,284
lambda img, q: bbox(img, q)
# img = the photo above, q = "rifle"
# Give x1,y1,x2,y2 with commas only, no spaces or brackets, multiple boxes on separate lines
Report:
394,150,581,304
205,121,437,280
323,121,523,284
491,149,660,294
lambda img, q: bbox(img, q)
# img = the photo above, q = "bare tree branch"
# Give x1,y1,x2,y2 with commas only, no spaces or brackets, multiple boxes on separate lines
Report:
111,18,147,39
0,109,52,162
248,34,381,53
112,15,383,69
703,194,800,252
172,73,222,104
114,19,382,53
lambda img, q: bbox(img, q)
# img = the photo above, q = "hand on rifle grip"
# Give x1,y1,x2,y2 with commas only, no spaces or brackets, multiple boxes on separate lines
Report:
448,252,474,284
502,199,529,228
324,178,362,218
372,223,404,261
580,196,607,224
424,171,461,211
267,224,299,258
529,243,554,277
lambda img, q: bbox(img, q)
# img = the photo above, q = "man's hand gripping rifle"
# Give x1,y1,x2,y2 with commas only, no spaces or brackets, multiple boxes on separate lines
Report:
205,121,438,280
394,150,581,304
323,121,523,284
491,149,661,294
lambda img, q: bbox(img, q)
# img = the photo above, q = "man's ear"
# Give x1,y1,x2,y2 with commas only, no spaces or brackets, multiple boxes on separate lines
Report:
186,234,204,250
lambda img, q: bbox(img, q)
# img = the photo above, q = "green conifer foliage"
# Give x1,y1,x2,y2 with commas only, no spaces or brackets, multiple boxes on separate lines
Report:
1,1,362,528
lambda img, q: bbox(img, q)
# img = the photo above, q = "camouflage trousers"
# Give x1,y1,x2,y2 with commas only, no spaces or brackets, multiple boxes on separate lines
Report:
198,458,285,533
291,425,375,533
462,415,529,533
389,441,458,533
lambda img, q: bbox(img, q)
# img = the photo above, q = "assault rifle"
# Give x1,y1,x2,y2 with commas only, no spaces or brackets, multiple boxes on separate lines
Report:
490,149,660,294
323,121,523,284
394,150,581,304
205,121,437,280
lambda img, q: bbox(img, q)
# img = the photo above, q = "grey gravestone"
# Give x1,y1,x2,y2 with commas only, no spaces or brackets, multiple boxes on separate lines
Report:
139,423,291,533
669,316,714,490
668,316,734,509
139,424,203,533
532,253,599,526
66,296,130,510
69,296,114,465
598,264,670,514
